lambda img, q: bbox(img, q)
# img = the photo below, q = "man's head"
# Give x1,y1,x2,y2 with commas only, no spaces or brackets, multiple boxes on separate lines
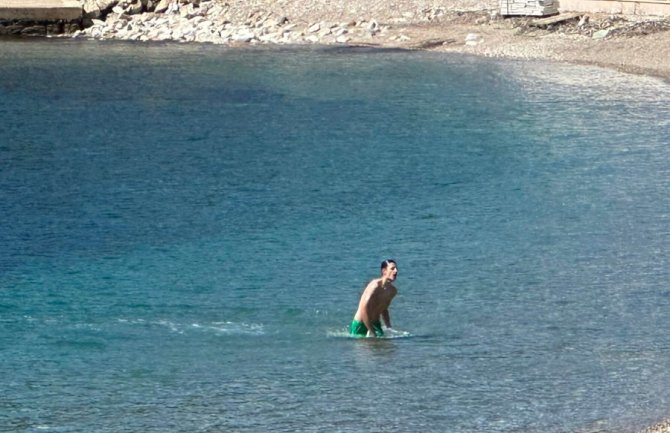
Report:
381,259,398,281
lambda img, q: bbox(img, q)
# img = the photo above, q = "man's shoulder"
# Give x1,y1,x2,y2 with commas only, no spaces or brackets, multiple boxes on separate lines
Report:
371,277,384,285
366,278,383,290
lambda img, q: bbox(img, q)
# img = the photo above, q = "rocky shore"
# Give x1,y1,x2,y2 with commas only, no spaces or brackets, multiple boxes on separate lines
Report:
66,0,670,80
76,0,397,45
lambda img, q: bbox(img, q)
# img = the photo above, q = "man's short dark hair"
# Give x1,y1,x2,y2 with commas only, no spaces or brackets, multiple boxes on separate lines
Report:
381,259,396,271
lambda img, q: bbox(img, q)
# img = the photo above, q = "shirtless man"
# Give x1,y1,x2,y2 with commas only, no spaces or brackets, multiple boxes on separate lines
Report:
350,259,398,338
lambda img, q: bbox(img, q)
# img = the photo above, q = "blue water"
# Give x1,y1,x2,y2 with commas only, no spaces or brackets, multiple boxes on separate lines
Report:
2,39,670,433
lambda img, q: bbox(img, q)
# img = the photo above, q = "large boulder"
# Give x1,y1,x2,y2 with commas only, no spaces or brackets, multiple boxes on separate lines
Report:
153,0,170,13
82,0,120,19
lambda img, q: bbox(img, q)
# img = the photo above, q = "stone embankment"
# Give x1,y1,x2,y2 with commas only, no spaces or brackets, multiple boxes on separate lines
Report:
77,0,395,44
74,0,459,44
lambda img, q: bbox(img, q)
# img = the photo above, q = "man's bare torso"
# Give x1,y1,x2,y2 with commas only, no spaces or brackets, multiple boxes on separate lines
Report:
354,277,397,322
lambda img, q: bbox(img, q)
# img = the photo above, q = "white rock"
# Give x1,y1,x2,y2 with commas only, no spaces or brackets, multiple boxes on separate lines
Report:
232,31,255,42
82,0,102,18
336,35,349,43
263,18,279,28
259,32,280,43
282,31,298,41
166,1,179,14
146,27,165,39
195,31,218,43
307,22,320,33
207,5,222,16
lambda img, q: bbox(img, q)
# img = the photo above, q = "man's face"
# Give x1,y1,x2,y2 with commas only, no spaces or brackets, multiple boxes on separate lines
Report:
383,263,398,281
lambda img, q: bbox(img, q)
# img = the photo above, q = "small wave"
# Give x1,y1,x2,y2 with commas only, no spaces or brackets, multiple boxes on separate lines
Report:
115,318,264,336
384,328,413,339
116,318,184,333
327,329,352,339
327,328,413,339
199,321,264,336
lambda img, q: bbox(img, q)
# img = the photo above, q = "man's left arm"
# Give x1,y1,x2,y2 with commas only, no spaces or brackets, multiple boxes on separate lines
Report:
381,309,391,328
382,287,397,329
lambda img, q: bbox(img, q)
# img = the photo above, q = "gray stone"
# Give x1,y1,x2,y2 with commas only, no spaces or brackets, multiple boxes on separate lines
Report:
592,29,609,39
22,24,46,34
127,1,143,14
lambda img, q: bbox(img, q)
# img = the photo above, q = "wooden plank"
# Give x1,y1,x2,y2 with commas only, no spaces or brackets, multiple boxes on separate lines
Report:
530,12,581,27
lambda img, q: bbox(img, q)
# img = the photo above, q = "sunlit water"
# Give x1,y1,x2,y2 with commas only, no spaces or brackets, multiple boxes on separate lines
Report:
2,39,670,433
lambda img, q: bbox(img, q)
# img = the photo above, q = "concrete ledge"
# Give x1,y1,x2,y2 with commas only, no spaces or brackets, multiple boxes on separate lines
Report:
0,0,82,20
559,0,670,15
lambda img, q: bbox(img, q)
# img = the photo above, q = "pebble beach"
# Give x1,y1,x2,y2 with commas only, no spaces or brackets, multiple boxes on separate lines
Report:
71,0,670,80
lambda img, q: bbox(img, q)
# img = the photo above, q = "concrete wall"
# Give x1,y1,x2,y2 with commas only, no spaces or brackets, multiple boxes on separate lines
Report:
558,0,670,15
0,0,82,20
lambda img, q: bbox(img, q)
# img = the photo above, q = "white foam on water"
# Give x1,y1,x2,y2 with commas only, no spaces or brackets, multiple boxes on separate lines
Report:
327,328,413,339
205,321,265,336
384,328,413,339
115,318,264,336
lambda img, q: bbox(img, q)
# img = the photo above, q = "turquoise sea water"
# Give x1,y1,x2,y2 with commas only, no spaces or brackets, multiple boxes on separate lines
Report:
2,39,670,433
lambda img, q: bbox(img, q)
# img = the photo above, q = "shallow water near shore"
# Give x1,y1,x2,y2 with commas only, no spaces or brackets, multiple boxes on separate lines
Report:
2,39,670,433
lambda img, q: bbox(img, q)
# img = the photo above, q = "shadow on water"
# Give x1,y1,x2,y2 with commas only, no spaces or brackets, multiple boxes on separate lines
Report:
315,44,412,55
347,332,440,356
351,336,400,359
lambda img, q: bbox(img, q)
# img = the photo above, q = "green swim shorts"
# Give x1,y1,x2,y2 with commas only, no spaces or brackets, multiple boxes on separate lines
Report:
350,319,384,337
